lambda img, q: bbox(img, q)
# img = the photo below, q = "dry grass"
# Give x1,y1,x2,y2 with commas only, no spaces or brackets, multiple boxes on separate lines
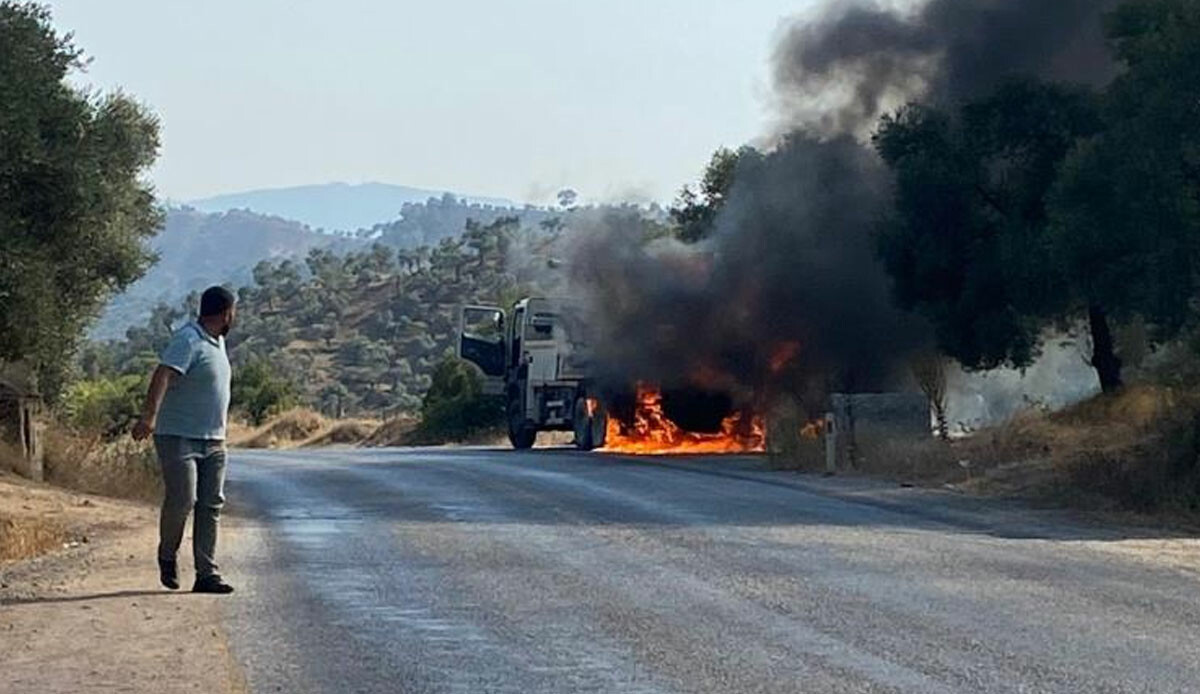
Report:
834,384,1200,514
231,408,327,449
0,507,69,563
231,408,380,449
0,423,156,561
41,426,162,501
362,415,420,447
301,420,380,447
223,418,257,445
360,414,520,448
403,426,510,447
0,440,27,475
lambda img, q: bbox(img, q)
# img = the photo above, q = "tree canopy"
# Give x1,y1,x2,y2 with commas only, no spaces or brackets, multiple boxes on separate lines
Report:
1048,0,1200,360
0,1,162,399
671,146,761,243
874,80,1103,379
874,0,1200,392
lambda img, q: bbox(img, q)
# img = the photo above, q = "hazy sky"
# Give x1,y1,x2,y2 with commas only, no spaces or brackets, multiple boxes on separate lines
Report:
48,1,815,205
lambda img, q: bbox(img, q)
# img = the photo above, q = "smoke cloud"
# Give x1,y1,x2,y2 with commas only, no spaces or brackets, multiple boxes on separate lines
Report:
562,0,1118,419
569,135,921,415
772,0,1117,135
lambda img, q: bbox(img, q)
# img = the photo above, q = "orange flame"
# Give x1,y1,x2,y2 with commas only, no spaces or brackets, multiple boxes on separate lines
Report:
600,384,766,455
800,419,824,440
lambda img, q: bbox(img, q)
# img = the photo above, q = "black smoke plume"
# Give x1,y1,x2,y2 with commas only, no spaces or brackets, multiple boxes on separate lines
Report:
567,0,1117,419
773,0,1117,135
570,136,916,417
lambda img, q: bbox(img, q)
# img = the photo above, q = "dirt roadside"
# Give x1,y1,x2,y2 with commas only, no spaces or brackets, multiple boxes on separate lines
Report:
0,471,246,694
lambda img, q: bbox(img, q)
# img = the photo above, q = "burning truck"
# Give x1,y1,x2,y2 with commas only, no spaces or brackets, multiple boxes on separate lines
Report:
458,298,766,454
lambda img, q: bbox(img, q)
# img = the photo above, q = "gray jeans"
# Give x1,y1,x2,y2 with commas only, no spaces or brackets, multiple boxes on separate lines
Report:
154,435,227,579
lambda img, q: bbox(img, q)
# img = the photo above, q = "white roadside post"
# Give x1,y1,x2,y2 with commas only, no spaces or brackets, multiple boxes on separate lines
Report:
824,412,837,476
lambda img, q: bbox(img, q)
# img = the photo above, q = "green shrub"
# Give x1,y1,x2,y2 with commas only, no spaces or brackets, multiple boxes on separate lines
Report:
410,358,503,444
61,374,147,438
232,358,298,426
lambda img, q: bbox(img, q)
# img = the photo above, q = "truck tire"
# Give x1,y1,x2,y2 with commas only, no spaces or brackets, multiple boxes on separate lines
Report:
508,400,537,450
591,403,608,449
573,396,595,451
573,396,609,451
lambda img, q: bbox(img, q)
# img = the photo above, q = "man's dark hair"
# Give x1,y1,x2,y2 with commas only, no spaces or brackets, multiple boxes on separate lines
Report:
199,286,236,317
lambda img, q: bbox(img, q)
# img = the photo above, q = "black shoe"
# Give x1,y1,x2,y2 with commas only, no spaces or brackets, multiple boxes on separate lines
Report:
159,558,180,590
192,575,235,594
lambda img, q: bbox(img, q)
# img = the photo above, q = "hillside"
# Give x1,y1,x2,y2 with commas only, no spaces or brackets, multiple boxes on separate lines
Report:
224,214,572,415
90,215,559,416
95,196,563,340
188,182,516,233
93,208,363,340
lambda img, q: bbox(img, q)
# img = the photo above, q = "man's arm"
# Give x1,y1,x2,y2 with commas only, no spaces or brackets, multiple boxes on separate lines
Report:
132,365,178,441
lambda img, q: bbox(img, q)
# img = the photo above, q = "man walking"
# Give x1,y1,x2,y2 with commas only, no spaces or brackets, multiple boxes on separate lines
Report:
133,286,237,594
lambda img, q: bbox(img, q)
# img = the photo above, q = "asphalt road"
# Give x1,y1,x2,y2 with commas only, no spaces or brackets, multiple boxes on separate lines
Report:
221,448,1200,694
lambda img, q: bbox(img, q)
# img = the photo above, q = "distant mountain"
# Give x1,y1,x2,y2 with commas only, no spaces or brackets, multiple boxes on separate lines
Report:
92,207,364,340
186,182,516,233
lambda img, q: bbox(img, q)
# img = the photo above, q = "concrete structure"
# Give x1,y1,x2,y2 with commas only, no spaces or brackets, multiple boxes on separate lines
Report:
767,392,931,472
0,361,43,481
828,392,930,470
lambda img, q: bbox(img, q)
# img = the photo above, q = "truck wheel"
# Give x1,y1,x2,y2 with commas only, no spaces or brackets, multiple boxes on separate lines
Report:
573,396,595,451
573,397,608,451
591,403,608,449
508,400,536,450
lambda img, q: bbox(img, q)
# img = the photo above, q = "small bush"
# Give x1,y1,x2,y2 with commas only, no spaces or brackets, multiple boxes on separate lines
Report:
409,358,503,444
232,358,298,426
61,374,147,438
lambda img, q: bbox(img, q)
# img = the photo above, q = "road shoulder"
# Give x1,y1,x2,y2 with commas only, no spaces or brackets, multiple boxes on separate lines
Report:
0,473,246,694
626,453,1200,575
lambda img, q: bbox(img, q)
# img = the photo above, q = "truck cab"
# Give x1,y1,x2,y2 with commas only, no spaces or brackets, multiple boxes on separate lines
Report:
459,298,607,450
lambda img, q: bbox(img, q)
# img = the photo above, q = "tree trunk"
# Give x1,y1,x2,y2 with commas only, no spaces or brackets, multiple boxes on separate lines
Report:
933,402,950,441
1089,304,1123,393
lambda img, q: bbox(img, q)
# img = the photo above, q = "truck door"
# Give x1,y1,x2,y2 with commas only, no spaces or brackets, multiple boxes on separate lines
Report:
458,305,505,395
